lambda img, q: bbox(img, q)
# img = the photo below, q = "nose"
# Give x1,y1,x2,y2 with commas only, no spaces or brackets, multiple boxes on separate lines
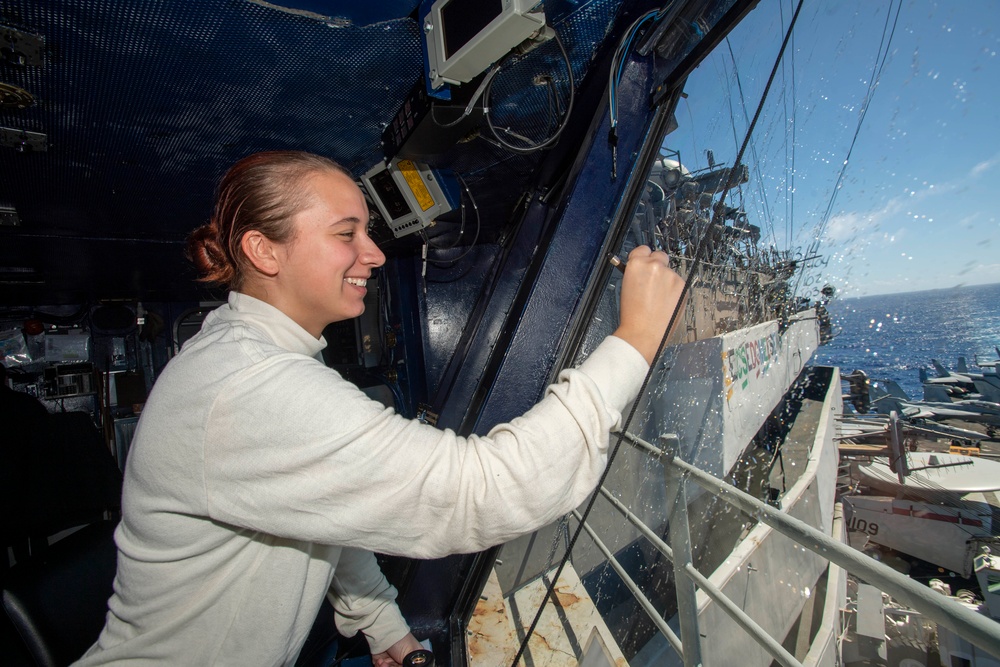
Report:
360,231,386,268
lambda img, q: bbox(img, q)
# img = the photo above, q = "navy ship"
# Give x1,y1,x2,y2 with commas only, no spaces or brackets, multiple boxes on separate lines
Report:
2,1,858,665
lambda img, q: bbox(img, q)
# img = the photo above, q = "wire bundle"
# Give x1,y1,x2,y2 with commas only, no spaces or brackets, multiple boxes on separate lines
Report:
608,8,669,135
483,29,576,154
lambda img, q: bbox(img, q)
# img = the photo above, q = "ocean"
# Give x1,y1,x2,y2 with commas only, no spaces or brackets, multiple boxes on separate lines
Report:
811,282,1000,400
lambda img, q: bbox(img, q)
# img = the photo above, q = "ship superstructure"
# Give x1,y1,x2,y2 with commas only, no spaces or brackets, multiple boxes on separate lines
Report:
3,1,1000,666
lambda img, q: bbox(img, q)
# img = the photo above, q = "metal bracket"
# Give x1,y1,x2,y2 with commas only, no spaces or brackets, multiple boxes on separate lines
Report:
416,403,439,426
658,433,680,464
0,127,48,152
0,205,20,226
1,25,46,67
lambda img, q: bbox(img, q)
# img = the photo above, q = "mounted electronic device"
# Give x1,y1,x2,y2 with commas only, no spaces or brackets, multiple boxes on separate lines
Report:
421,0,547,92
361,159,460,239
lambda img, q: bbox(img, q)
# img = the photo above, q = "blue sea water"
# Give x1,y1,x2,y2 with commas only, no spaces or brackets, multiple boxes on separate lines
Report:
811,282,1000,400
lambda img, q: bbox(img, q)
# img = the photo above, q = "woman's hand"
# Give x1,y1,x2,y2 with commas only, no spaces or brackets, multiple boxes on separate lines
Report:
371,632,424,667
612,246,686,364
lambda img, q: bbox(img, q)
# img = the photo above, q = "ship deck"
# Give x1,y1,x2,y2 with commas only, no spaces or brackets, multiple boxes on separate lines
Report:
837,410,1000,666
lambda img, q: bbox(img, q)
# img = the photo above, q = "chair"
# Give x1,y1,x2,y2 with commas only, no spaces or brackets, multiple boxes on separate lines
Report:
3,519,348,667
2,521,118,666
3,410,123,571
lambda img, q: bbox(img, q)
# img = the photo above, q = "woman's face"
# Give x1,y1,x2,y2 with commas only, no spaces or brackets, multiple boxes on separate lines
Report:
269,169,386,337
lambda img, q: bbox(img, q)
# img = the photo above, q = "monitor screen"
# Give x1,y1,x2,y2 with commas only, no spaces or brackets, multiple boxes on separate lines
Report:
441,0,503,59
368,168,411,221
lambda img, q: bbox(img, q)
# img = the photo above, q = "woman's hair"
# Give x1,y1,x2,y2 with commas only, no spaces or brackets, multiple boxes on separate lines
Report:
187,151,352,290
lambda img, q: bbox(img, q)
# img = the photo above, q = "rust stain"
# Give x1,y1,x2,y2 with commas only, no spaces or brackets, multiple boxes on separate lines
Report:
530,632,565,653
471,594,505,618
529,631,576,664
552,585,581,608
534,633,558,652
467,627,515,658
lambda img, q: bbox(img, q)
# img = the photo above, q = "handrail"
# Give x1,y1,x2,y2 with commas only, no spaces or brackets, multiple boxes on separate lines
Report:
600,429,1000,663
572,509,684,655
594,486,802,667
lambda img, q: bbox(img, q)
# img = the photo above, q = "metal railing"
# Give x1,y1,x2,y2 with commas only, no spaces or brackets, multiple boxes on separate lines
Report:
573,430,1000,667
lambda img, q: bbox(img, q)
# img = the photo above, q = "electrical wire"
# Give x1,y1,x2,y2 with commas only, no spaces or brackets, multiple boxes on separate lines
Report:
608,7,671,134
484,29,575,154
423,174,481,267
543,74,563,136
606,7,671,179
509,2,807,663
781,0,798,256
429,65,501,129
799,0,903,297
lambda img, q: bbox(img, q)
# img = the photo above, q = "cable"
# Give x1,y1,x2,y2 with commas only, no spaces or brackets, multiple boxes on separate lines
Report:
430,65,501,129
484,29,575,154
609,12,653,130
799,0,903,297
543,74,563,135
725,37,777,249
420,186,466,252
606,7,671,177
608,7,672,134
509,2,807,663
781,0,798,256
424,174,481,267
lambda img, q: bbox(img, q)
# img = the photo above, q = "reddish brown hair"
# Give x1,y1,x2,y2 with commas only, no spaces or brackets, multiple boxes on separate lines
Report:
187,151,352,291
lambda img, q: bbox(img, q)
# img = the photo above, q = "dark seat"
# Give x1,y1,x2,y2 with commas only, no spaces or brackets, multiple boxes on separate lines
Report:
3,410,123,571
2,521,118,666
2,518,345,666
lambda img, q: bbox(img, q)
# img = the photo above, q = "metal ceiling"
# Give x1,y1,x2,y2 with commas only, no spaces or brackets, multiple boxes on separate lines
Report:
0,0,621,306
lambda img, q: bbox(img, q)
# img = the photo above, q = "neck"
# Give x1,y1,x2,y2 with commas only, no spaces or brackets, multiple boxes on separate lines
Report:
237,281,324,339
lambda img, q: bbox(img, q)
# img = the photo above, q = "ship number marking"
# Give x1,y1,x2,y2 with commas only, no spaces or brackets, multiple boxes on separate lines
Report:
848,517,879,536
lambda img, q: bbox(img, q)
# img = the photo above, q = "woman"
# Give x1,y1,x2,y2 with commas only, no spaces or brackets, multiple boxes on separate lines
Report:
76,151,684,666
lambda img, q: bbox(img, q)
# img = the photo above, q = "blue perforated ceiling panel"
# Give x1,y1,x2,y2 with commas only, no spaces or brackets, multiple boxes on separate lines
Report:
0,0,623,304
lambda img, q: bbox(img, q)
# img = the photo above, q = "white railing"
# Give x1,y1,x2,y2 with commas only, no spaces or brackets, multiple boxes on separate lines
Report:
573,430,1000,666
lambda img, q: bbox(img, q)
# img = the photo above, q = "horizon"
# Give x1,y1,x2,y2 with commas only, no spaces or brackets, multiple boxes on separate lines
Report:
665,0,998,300
829,278,1000,302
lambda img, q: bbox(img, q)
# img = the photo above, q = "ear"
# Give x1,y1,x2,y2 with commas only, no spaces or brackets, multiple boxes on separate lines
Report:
240,230,281,277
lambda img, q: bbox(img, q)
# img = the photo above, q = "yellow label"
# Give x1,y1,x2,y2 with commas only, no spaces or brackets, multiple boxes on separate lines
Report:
397,160,435,212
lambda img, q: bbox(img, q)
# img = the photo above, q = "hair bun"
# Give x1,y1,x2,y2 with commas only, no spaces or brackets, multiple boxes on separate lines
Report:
186,223,234,285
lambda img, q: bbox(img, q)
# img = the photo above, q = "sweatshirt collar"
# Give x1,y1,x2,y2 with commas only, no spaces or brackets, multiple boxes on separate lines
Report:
224,292,327,357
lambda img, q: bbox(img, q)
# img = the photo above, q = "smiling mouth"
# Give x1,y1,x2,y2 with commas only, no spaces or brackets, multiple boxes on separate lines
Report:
345,277,367,287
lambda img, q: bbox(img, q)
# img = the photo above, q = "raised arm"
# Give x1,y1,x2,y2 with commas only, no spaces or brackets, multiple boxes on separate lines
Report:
612,246,686,364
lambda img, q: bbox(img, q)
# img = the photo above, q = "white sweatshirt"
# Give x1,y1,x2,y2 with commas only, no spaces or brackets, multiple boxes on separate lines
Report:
76,291,647,666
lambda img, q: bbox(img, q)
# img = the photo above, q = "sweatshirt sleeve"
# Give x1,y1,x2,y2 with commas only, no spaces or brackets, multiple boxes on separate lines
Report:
327,548,410,654
201,335,648,559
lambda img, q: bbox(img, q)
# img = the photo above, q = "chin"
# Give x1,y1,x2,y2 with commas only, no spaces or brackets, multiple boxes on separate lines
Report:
335,307,365,322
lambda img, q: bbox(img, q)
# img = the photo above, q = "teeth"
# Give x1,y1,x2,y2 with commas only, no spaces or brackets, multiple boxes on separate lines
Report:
345,277,367,287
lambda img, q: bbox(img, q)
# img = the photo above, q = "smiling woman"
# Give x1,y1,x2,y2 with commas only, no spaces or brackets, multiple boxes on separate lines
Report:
71,149,686,666
188,152,355,291
83,150,425,666
188,152,386,337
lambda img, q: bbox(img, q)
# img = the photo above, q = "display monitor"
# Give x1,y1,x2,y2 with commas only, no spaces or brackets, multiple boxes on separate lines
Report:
424,0,545,90
361,159,458,238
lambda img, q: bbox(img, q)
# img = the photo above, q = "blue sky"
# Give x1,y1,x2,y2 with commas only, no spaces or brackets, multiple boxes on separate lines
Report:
664,0,999,297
